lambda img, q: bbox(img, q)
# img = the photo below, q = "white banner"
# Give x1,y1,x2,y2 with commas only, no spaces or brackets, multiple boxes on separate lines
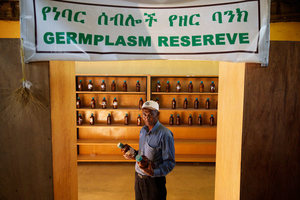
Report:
21,0,270,64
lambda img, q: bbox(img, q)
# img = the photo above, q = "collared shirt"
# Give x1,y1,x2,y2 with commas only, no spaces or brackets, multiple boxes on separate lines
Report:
135,121,175,177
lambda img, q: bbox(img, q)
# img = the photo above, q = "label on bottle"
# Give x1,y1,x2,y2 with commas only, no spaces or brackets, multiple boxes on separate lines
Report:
78,118,82,124
157,85,161,88
90,118,93,123
113,102,118,106
125,147,135,157
76,101,80,106
78,85,81,89
88,84,92,90
177,85,181,90
101,84,105,89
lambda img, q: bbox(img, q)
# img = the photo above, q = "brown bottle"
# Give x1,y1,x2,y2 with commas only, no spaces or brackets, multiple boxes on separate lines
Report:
210,114,214,126
91,97,96,109
78,80,83,91
156,81,161,92
77,113,83,125
136,80,141,92
210,81,216,93
111,80,116,91
194,98,199,109
113,97,118,109
100,80,106,91
176,114,181,125
137,114,142,126
88,80,93,91
183,98,188,109
166,81,171,92
172,98,176,109
90,113,95,125
102,97,107,109
199,81,204,92
117,143,137,158
139,98,143,109
188,114,193,126
176,81,181,92
169,114,174,125
123,80,127,92
188,81,193,92
124,113,129,125
205,98,210,109
136,155,154,169
107,113,112,125
76,97,81,109
197,114,203,125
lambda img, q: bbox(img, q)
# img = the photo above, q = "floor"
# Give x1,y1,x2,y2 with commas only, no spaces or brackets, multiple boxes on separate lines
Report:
78,162,215,200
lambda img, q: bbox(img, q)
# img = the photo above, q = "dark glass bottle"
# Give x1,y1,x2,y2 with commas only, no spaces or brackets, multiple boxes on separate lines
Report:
172,98,176,109
205,98,210,109
188,114,193,126
113,97,118,109
76,97,81,109
156,81,161,92
136,155,154,169
88,80,93,91
102,97,107,109
169,114,174,125
210,81,216,93
124,113,129,125
183,98,188,109
176,81,181,92
139,98,143,109
100,80,106,91
90,113,95,125
77,113,83,125
188,81,193,92
166,81,171,92
111,80,116,91
78,80,83,91
137,114,142,126
136,80,141,92
117,143,137,158
176,114,181,125
123,80,127,92
210,114,214,126
194,98,199,109
197,114,203,125
91,97,95,109
107,113,112,125
199,81,204,92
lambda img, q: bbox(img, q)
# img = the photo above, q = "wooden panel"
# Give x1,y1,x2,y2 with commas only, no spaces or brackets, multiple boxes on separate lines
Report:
50,61,77,200
0,39,53,200
240,41,300,200
214,62,245,200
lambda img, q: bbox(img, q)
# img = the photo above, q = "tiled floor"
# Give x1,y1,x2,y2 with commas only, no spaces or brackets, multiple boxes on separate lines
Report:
78,162,215,200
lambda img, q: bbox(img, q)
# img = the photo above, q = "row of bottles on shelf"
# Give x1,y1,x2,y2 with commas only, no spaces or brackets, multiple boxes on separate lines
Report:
155,80,216,93
76,97,144,109
154,97,217,109
78,79,141,92
77,113,215,126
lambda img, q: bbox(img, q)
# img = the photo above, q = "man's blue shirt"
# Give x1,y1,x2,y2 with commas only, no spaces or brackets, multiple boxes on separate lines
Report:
135,121,175,177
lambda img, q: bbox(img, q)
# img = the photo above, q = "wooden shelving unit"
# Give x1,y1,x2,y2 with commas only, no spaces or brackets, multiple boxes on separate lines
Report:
75,75,218,162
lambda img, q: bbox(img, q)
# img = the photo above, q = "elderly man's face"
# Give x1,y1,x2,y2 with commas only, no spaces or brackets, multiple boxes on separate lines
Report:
142,108,159,127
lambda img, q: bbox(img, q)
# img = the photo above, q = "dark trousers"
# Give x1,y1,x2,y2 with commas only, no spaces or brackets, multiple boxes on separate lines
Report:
135,172,167,200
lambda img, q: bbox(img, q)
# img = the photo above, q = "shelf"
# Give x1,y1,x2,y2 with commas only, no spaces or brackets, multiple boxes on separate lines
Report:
77,124,216,128
159,108,217,111
152,92,218,95
77,124,143,128
77,154,215,162
76,91,146,94
77,139,215,145
76,107,142,111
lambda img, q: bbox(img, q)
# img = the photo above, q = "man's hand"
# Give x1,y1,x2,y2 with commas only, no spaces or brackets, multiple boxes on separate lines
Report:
121,144,137,160
138,159,154,176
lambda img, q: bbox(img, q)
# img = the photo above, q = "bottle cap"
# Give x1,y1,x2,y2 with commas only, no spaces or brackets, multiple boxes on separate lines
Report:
201,81,203,83
207,98,209,100
171,114,173,116
103,97,106,100
78,114,81,116
77,97,80,99
185,98,187,100
196,98,198,100
112,80,115,82
157,81,160,83
114,97,116,100
140,97,143,100
173,98,175,100
190,81,192,83
89,80,92,82
156,98,159,100
125,113,128,116
117,142,124,149
102,80,105,83
177,81,180,83
138,114,141,117
79,80,82,82
177,114,180,117
136,155,143,162
137,80,139,83
124,80,126,83
199,114,202,117
167,81,169,83
189,114,192,116
211,114,213,117
91,113,94,116
212,81,214,83
108,113,111,116
92,97,94,100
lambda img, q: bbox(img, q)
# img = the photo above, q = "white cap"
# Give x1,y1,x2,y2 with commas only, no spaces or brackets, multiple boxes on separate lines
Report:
142,100,159,111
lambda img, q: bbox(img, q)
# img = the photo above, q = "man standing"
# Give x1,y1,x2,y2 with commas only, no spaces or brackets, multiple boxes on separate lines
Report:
121,100,175,200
